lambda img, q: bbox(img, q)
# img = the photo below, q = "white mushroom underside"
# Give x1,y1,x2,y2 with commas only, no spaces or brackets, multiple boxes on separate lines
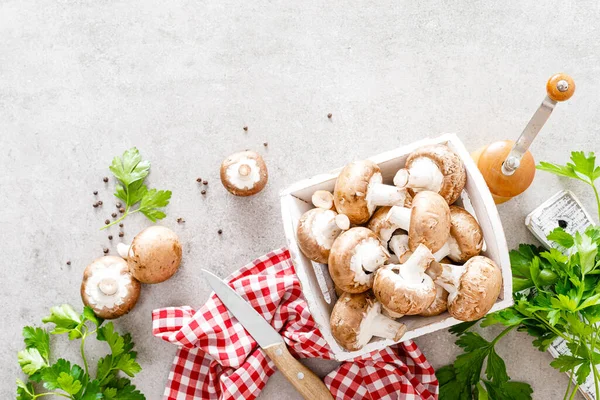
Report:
312,210,341,250
350,238,388,285
433,235,461,261
85,263,132,309
226,158,261,190
355,302,403,347
435,264,467,303
389,234,409,257
406,157,444,193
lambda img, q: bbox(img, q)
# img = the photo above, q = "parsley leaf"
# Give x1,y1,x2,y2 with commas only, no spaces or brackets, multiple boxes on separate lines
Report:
18,348,48,375
22,327,50,364
103,147,171,229
97,323,125,357
547,227,575,248
42,304,83,339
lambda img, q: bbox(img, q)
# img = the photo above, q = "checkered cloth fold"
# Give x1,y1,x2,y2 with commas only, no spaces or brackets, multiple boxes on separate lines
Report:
152,247,439,399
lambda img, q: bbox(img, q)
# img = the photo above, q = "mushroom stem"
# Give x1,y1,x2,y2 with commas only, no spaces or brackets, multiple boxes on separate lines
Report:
394,158,444,192
319,217,344,245
433,236,460,262
356,302,406,347
312,190,334,209
238,164,252,177
334,214,350,230
370,312,407,341
389,234,409,258
367,183,408,207
435,263,466,301
117,243,131,259
398,244,435,281
356,241,389,273
386,206,412,231
98,278,119,296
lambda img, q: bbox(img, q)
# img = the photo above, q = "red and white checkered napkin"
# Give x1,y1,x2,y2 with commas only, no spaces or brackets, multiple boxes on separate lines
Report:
152,247,439,400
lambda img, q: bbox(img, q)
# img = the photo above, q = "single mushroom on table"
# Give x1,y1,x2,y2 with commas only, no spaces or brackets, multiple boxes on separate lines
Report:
296,208,350,264
328,227,389,293
433,205,483,262
435,256,503,321
220,150,268,196
117,226,182,284
334,160,410,225
384,191,451,253
330,291,407,351
81,256,141,319
393,144,466,205
373,244,436,316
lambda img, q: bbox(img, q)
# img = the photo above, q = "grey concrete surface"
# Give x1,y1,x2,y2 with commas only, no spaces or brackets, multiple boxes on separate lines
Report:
2,0,599,398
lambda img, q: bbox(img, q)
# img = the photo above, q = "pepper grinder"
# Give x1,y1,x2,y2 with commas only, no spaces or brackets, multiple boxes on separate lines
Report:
472,73,575,204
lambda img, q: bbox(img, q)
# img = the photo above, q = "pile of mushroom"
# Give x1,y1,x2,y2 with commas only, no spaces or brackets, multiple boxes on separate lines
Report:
295,143,504,351
82,225,183,319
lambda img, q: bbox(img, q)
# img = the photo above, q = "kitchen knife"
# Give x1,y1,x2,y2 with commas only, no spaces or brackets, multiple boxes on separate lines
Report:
202,269,333,400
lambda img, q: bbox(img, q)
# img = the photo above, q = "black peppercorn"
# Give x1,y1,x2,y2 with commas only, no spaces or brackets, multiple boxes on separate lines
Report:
119,223,124,228
196,177,202,182
98,201,103,205
105,219,110,225
103,177,109,182
93,203,99,208
203,180,208,185
243,126,248,131
116,202,122,208
108,235,113,240
263,142,268,147
111,213,117,218
201,190,206,195
327,113,332,118
103,248,109,254
218,229,223,235
66,261,71,265
93,191,98,195
119,208,125,213
119,232,124,237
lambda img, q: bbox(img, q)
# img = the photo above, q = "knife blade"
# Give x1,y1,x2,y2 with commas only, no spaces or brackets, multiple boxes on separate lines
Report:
202,269,333,400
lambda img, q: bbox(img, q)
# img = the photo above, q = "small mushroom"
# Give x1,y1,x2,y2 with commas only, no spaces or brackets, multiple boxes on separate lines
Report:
81,256,141,319
330,291,407,351
433,206,483,263
296,208,349,264
312,190,335,210
117,226,182,284
366,199,412,247
435,256,503,321
385,191,451,253
334,160,410,225
388,233,411,263
373,244,436,315
328,227,389,293
220,150,268,196
394,144,466,205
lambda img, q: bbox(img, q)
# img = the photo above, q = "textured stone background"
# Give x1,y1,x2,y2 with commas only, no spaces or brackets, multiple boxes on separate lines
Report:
2,0,599,398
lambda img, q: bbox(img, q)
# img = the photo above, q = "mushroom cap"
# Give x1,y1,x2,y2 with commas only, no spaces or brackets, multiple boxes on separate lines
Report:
220,150,268,196
448,256,503,321
330,291,373,351
405,144,466,204
333,160,380,224
81,256,141,319
328,227,387,293
419,286,448,317
127,226,182,284
409,191,451,253
296,208,339,264
448,205,483,262
373,266,436,316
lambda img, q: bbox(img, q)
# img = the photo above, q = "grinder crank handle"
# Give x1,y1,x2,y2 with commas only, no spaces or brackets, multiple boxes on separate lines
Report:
502,73,575,175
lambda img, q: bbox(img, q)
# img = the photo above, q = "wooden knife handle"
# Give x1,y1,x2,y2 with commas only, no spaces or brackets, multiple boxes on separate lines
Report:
546,73,575,102
263,342,333,400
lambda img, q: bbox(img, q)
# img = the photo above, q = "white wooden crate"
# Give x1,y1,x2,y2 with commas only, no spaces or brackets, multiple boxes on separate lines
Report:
279,133,512,361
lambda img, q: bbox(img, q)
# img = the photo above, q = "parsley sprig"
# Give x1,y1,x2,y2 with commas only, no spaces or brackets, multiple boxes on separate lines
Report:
16,305,144,399
440,151,600,400
102,147,171,230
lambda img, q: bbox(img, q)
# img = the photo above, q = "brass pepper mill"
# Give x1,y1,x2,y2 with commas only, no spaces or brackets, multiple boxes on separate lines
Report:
472,73,575,204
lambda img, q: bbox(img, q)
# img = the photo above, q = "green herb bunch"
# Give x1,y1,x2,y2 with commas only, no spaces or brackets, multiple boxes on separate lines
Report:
440,151,600,400
102,147,171,230
17,305,145,399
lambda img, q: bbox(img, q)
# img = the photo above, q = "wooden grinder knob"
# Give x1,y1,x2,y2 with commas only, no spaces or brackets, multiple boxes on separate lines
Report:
546,73,575,102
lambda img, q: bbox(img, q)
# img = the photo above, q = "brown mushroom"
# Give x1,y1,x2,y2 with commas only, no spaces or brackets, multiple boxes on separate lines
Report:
330,291,407,351
220,151,268,196
366,199,412,246
117,226,182,284
394,144,466,205
81,256,141,319
328,227,389,293
433,206,483,263
385,191,451,253
373,244,436,315
419,286,449,317
296,208,349,264
435,256,503,321
334,160,410,224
